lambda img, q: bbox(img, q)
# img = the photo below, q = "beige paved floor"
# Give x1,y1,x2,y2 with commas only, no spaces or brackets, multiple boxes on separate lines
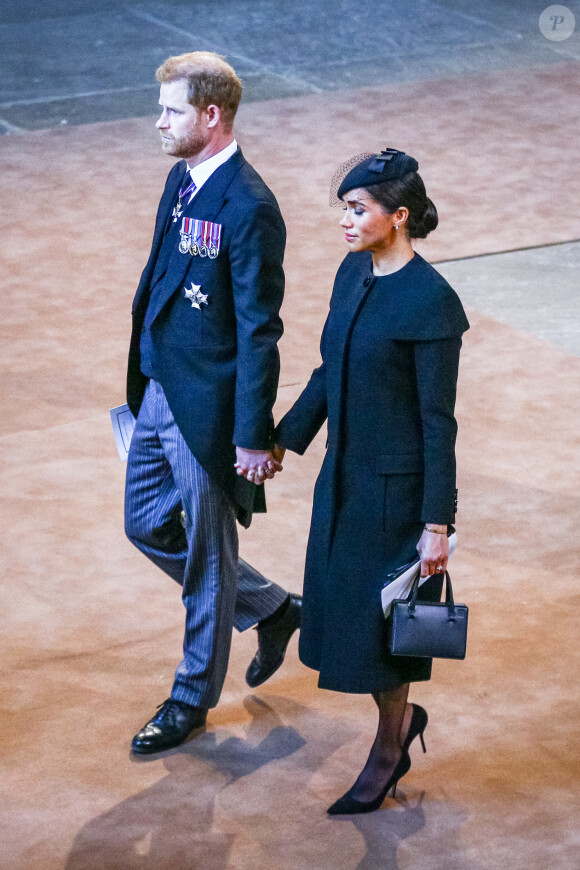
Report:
1,63,579,869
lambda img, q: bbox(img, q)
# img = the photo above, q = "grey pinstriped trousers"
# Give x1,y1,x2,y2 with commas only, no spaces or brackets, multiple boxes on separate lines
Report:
125,380,288,708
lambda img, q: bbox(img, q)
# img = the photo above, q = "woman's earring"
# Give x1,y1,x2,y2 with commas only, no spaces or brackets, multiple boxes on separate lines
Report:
394,224,399,230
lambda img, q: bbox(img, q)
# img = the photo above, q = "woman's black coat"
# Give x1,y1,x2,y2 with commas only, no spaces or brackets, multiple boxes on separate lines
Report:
277,252,469,693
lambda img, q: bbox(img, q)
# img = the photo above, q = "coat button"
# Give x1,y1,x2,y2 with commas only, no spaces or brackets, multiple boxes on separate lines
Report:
363,276,371,286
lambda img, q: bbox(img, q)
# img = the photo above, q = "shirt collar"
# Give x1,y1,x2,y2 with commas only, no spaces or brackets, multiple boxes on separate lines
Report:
186,139,238,198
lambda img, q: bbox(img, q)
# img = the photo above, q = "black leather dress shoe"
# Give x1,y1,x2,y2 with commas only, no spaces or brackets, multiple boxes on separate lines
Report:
131,699,207,754
245,594,302,688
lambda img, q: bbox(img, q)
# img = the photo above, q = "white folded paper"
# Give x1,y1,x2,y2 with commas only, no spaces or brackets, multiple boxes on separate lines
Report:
110,403,136,461
381,531,457,617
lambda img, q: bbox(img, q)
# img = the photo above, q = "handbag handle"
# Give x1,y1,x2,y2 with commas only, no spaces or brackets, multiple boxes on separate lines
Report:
407,571,458,619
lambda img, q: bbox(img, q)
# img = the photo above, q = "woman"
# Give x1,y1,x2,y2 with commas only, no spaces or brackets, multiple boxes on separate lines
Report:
275,148,469,814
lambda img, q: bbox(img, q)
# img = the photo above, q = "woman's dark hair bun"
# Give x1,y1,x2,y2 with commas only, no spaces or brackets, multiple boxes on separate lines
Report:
366,172,438,239
407,197,438,239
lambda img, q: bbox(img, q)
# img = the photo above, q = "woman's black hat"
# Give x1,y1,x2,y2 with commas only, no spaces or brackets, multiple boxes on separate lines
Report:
337,148,419,200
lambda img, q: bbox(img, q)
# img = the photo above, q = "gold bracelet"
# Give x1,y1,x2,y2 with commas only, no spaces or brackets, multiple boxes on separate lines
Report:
424,525,447,534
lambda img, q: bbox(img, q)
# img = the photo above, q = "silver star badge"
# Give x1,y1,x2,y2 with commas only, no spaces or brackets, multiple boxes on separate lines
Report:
184,282,208,310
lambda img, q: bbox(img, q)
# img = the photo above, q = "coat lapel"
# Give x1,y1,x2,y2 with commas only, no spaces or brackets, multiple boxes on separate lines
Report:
147,149,245,325
329,257,375,422
321,257,375,564
132,162,187,316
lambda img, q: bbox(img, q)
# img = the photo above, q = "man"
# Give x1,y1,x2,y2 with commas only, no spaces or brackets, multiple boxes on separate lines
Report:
125,51,301,754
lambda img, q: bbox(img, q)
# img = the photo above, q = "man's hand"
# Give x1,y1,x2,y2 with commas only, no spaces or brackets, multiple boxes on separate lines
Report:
234,446,283,485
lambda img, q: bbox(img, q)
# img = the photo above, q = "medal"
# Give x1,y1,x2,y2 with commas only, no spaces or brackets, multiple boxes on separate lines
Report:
179,217,223,258
179,217,195,253
208,220,221,258
184,282,208,310
192,219,208,257
172,177,197,222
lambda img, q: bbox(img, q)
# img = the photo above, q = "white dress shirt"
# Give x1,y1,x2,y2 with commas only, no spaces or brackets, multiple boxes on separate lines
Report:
185,139,238,202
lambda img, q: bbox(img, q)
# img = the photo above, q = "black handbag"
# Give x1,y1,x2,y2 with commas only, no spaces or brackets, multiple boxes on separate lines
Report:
388,571,468,660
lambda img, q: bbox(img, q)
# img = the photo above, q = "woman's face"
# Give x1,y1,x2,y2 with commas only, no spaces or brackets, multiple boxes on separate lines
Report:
339,188,399,253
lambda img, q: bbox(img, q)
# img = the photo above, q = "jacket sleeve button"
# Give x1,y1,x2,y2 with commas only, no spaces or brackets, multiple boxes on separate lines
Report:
363,276,371,286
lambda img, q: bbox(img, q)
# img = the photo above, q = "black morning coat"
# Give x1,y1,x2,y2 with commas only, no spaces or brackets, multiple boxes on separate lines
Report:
276,252,470,694
127,149,285,528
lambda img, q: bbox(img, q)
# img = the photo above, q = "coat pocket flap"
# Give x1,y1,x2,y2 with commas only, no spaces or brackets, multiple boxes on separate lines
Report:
376,453,423,474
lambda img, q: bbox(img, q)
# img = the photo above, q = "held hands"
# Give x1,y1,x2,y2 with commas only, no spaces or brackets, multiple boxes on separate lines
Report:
234,445,286,486
416,525,449,577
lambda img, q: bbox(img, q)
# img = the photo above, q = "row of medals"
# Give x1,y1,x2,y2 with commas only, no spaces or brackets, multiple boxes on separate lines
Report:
178,238,219,259
174,193,219,259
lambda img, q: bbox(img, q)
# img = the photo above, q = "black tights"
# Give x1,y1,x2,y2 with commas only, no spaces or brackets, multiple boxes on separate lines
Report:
346,684,410,802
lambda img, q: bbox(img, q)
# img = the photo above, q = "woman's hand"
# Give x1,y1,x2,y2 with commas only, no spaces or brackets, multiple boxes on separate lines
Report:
272,444,286,465
416,525,449,577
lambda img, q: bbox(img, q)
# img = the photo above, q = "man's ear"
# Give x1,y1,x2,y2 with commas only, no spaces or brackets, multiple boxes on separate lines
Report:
205,104,221,129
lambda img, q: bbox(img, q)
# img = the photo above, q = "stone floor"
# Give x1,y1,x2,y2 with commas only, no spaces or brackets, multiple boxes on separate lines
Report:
1,2,579,869
437,241,580,357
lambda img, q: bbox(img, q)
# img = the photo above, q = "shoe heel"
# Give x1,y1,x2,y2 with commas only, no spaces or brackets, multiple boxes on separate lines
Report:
390,750,411,800
403,704,428,754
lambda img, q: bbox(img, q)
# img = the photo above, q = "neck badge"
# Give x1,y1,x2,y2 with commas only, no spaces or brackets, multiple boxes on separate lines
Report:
172,178,197,223
184,282,208,310
179,217,222,258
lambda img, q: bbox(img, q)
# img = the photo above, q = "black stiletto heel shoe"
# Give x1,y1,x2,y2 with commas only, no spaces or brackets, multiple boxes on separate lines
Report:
327,751,411,815
402,704,428,754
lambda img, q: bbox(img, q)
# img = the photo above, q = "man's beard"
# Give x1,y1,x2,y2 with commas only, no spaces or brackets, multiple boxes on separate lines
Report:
163,127,209,160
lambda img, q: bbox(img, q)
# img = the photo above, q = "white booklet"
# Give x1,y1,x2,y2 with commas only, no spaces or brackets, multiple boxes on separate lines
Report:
381,531,457,617
109,403,136,461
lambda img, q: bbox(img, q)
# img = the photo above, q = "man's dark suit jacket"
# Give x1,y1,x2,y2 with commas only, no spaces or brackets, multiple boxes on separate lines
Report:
127,148,285,527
